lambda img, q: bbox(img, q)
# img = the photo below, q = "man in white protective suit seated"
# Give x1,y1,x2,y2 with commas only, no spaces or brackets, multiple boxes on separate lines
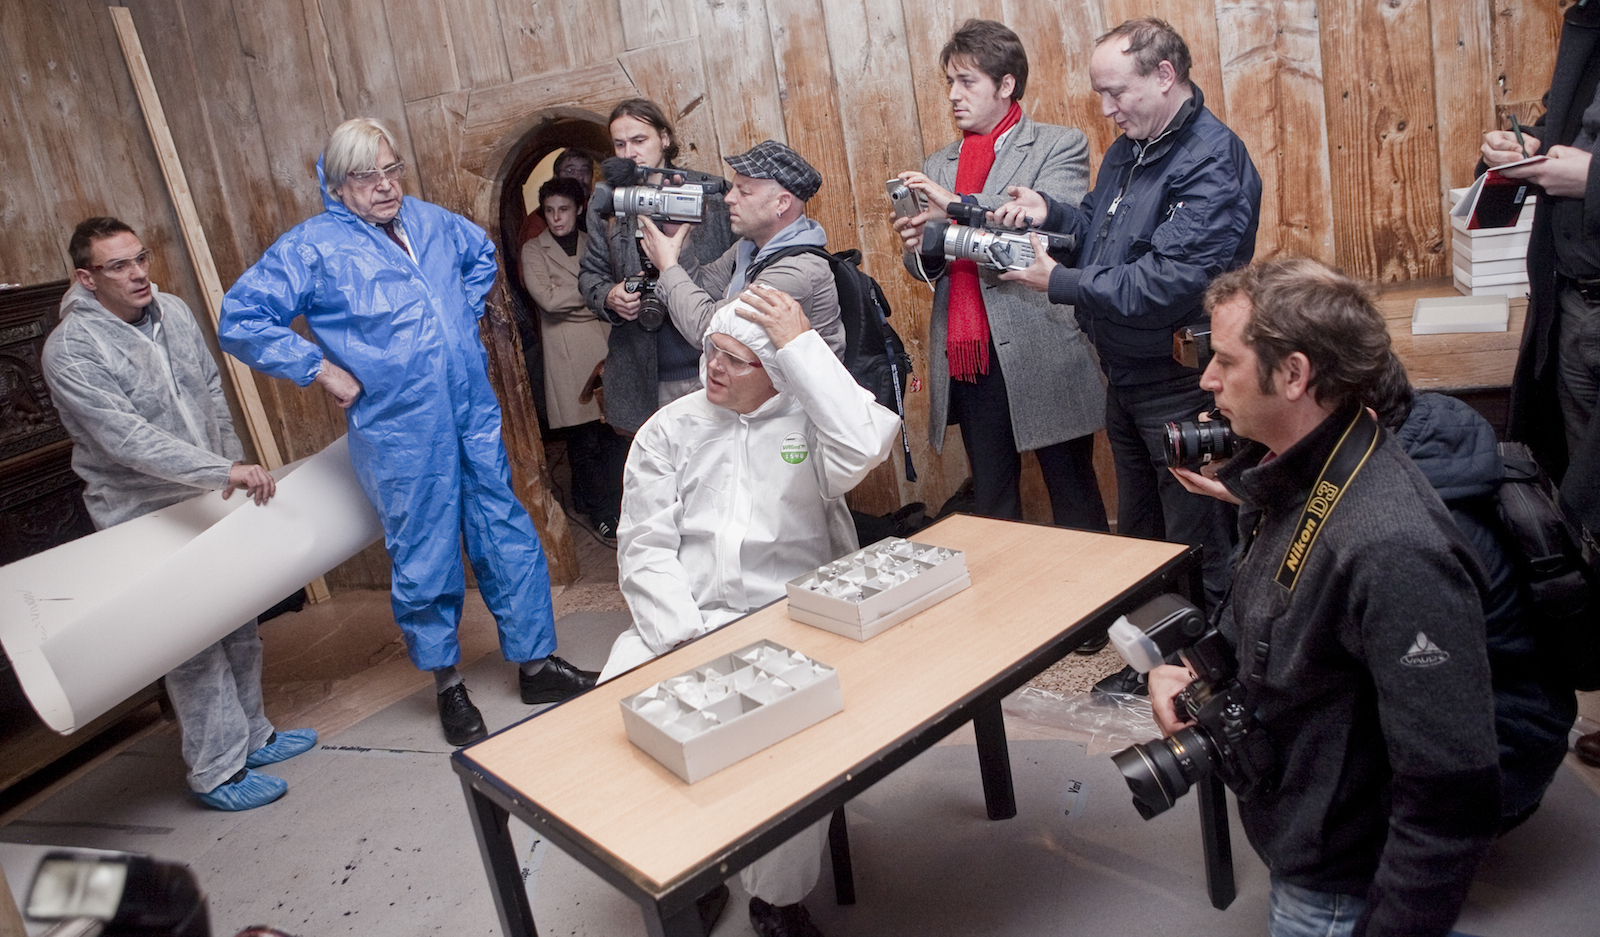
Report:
598,284,900,937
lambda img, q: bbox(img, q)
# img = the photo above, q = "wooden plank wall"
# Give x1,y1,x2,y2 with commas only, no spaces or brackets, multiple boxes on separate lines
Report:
0,0,1569,564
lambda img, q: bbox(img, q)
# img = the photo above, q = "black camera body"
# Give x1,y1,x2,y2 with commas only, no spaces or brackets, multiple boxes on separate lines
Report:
1162,410,1238,472
1108,595,1277,820
623,254,668,333
921,201,1076,272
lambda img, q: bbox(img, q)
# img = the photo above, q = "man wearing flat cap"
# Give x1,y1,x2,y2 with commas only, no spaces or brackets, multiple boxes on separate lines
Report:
638,139,846,357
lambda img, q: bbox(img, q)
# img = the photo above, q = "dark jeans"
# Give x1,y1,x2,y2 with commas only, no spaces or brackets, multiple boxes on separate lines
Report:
561,420,628,524
1105,375,1235,608
948,352,1109,531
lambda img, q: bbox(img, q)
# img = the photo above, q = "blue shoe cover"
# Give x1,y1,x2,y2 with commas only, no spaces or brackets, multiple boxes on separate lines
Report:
245,728,318,768
196,769,287,811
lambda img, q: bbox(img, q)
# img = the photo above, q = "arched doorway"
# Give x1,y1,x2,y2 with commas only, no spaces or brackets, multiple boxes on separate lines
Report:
496,112,611,426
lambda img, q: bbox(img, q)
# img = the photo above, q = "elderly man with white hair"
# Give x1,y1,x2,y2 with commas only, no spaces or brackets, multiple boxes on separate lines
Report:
221,117,595,749
600,285,900,937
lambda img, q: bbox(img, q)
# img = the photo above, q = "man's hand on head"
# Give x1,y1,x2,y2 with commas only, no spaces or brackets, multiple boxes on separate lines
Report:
314,360,363,409
638,216,690,271
997,233,1057,293
736,283,809,349
223,462,276,505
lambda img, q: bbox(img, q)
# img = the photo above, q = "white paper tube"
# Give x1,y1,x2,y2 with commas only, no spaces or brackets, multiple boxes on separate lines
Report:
0,436,382,733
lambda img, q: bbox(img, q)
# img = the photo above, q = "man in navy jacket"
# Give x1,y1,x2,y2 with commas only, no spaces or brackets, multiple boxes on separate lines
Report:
996,17,1260,607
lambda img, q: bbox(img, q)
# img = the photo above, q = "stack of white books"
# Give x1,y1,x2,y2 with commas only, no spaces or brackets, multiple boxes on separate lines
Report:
1449,186,1533,298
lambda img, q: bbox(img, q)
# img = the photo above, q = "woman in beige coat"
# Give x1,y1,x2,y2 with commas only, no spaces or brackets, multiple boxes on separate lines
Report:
521,177,627,536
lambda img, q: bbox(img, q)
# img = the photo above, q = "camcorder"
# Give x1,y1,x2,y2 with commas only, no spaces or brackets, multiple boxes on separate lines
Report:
1162,409,1238,472
601,156,728,224
1106,594,1277,820
921,201,1076,272
600,157,731,331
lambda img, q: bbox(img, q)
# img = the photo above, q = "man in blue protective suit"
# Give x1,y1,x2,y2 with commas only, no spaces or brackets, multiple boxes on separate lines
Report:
220,117,595,747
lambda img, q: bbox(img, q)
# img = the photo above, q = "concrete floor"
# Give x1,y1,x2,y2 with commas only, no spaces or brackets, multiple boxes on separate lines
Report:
3,530,1599,936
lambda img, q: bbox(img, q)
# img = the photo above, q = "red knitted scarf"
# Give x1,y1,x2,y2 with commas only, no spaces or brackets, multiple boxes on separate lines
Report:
947,100,1021,382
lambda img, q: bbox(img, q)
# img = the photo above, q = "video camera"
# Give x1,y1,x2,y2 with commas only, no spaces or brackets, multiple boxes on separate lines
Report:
1105,595,1277,820
921,201,1076,272
601,157,728,224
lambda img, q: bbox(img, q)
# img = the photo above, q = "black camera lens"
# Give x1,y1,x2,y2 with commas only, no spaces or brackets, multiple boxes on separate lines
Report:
1110,727,1216,820
636,294,667,332
1162,417,1237,472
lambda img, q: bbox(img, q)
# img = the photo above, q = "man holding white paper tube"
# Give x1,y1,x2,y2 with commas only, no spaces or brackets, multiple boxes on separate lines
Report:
600,288,899,937
42,216,317,812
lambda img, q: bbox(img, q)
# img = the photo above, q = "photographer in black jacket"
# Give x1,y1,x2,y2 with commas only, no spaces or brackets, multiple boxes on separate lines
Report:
1162,258,1499,937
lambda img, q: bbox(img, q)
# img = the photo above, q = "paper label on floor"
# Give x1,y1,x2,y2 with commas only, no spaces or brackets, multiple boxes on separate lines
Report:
1062,778,1089,818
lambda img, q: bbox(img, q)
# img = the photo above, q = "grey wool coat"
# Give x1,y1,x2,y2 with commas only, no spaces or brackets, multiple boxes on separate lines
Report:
908,115,1105,453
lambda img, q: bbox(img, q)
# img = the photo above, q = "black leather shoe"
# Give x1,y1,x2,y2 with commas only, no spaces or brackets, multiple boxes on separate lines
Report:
1577,730,1600,767
438,684,487,747
1093,664,1149,697
748,896,823,937
1074,632,1111,655
519,655,598,704
695,883,729,936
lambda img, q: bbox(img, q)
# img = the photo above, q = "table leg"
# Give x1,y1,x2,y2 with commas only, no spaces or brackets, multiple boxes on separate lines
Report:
828,805,856,905
460,776,538,937
643,901,709,937
973,702,1016,820
1196,776,1235,909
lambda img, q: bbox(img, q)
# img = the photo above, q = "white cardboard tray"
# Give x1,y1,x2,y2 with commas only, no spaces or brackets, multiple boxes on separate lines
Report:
619,640,842,784
785,537,971,641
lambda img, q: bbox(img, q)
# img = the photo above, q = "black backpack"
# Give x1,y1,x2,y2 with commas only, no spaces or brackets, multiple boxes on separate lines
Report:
1495,441,1600,690
747,246,917,481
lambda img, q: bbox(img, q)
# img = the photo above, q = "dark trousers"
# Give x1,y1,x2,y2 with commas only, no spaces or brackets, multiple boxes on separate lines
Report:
562,420,628,524
948,352,1109,531
1104,375,1236,608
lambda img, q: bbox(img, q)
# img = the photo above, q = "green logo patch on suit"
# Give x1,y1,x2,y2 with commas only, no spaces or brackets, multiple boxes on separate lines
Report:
780,433,808,465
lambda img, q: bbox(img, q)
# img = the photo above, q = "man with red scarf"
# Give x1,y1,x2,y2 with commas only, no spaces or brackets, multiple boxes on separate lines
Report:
894,19,1108,532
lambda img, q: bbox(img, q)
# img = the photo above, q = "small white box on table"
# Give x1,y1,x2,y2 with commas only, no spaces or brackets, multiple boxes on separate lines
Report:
620,640,842,784
786,537,971,641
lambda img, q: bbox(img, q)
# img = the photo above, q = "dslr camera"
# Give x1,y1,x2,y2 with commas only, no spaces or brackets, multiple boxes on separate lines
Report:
1107,594,1277,819
1162,409,1238,472
621,259,669,332
921,201,1076,272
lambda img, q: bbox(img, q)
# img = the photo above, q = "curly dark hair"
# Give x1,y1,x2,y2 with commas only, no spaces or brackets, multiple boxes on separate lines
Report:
1204,257,1392,412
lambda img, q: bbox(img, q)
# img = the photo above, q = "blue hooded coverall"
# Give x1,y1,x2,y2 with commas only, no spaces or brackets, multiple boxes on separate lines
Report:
219,164,556,671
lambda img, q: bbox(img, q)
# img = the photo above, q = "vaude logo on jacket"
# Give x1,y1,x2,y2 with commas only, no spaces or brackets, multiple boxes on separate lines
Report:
1400,632,1450,668
780,433,808,465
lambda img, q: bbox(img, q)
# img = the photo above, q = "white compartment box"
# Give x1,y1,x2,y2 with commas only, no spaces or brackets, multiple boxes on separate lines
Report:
1413,294,1510,334
786,537,971,641
620,640,842,784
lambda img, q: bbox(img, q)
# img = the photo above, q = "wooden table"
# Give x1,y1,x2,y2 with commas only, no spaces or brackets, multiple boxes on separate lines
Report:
1375,277,1526,432
453,516,1219,936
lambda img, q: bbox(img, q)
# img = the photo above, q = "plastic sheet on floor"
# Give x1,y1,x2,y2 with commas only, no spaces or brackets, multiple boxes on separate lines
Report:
1003,686,1162,755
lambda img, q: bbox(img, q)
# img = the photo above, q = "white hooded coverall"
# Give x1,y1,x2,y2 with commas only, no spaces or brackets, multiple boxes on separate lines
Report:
601,302,901,905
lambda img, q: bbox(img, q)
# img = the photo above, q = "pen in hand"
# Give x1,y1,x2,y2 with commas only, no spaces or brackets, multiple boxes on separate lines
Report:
1510,114,1530,159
